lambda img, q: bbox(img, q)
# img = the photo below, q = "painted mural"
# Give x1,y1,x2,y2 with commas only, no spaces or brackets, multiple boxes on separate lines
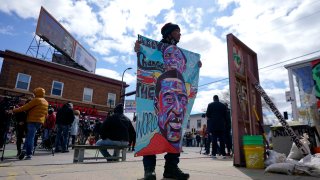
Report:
135,35,200,156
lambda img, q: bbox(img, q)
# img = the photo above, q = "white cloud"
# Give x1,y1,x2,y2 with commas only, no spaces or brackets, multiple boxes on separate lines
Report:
102,56,118,64
0,25,14,35
180,30,228,78
216,0,235,11
95,68,136,84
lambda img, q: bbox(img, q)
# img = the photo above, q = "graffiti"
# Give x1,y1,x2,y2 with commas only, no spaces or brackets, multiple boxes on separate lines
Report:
254,83,309,155
136,112,158,139
236,82,248,116
137,52,164,71
136,81,155,100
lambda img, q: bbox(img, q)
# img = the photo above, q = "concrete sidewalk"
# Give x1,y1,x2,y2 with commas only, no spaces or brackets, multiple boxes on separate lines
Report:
0,144,317,180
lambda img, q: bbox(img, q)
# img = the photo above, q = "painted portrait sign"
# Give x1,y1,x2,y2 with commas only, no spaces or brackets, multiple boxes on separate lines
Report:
135,35,200,156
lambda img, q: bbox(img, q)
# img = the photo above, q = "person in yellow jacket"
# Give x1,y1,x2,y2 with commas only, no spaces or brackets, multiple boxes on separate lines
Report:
12,87,48,160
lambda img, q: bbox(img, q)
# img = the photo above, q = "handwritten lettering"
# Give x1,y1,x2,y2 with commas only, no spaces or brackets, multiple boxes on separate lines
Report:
254,83,308,154
137,52,164,71
136,82,155,100
136,112,158,139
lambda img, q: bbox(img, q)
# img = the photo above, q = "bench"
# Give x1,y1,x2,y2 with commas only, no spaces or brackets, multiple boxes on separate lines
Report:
73,145,128,163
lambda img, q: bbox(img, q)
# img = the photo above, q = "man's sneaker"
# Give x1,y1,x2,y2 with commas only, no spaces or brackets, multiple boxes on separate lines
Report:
163,166,189,180
18,151,26,160
144,167,156,180
25,155,32,160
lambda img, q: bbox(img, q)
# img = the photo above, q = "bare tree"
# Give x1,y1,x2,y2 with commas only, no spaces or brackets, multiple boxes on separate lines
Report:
219,89,275,121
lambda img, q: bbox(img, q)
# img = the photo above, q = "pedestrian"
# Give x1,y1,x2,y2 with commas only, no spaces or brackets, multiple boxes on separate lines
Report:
14,98,31,156
128,115,137,151
54,102,74,153
135,22,202,180
70,110,80,148
11,87,48,160
96,104,135,160
41,106,56,149
224,103,232,156
206,95,228,158
196,133,201,147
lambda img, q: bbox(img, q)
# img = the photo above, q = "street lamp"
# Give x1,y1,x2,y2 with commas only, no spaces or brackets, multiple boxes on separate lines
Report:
120,67,132,103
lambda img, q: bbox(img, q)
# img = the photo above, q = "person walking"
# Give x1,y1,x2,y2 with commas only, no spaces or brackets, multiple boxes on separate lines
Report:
206,95,228,158
12,87,48,160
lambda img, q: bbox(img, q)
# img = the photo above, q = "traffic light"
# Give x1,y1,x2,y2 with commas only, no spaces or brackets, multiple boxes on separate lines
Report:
283,111,288,120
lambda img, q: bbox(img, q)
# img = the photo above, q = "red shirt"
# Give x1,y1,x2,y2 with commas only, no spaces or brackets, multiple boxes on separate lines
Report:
44,113,56,129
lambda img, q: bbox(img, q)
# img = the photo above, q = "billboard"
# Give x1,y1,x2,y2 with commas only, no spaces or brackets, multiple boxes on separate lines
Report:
36,7,76,58
74,42,96,73
227,34,263,166
124,100,136,113
36,7,96,73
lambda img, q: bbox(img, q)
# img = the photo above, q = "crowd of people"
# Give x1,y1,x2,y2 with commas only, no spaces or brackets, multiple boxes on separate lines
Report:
0,86,137,161
0,22,235,180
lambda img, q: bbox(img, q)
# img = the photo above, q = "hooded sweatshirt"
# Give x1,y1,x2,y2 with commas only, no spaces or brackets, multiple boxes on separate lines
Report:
99,104,135,141
13,87,48,124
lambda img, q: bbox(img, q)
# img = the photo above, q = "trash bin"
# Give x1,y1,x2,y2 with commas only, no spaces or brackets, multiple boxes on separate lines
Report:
243,135,265,169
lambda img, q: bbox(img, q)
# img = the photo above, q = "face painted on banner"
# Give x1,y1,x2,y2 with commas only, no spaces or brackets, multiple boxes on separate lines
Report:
312,63,320,98
156,77,188,143
163,45,186,73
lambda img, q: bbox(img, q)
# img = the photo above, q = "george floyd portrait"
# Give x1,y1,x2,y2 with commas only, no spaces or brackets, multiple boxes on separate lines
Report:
154,70,188,150
135,35,200,156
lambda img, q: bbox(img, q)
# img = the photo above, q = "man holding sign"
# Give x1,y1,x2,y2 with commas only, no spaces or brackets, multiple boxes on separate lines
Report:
135,23,201,180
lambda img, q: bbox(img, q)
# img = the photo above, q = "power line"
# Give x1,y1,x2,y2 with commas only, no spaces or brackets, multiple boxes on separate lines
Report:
198,78,228,87
259,49,320,70
197,49,320,88
261,8,320,36
238,0,320,38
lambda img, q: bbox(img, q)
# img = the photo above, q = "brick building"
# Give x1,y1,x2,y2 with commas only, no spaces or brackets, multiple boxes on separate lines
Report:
0,50,128,120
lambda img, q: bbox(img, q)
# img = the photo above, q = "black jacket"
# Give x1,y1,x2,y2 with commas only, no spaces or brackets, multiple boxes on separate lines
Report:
56,105,74,125
99,113,135,142
206,100,227,132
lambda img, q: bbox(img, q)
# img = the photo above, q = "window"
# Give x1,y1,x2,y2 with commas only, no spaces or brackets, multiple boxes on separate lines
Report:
15,73,31,90
51,81,64,96
197,119,201,129
83,88,93,102
107,93,116,108
187,120,190,129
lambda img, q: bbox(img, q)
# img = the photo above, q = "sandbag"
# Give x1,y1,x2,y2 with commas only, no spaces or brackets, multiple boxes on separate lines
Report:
265,150,286,167
265,163,295,175
287,133,311,160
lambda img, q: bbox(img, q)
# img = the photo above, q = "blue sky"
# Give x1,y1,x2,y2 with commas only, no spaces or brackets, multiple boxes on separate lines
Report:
1,0,320,124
